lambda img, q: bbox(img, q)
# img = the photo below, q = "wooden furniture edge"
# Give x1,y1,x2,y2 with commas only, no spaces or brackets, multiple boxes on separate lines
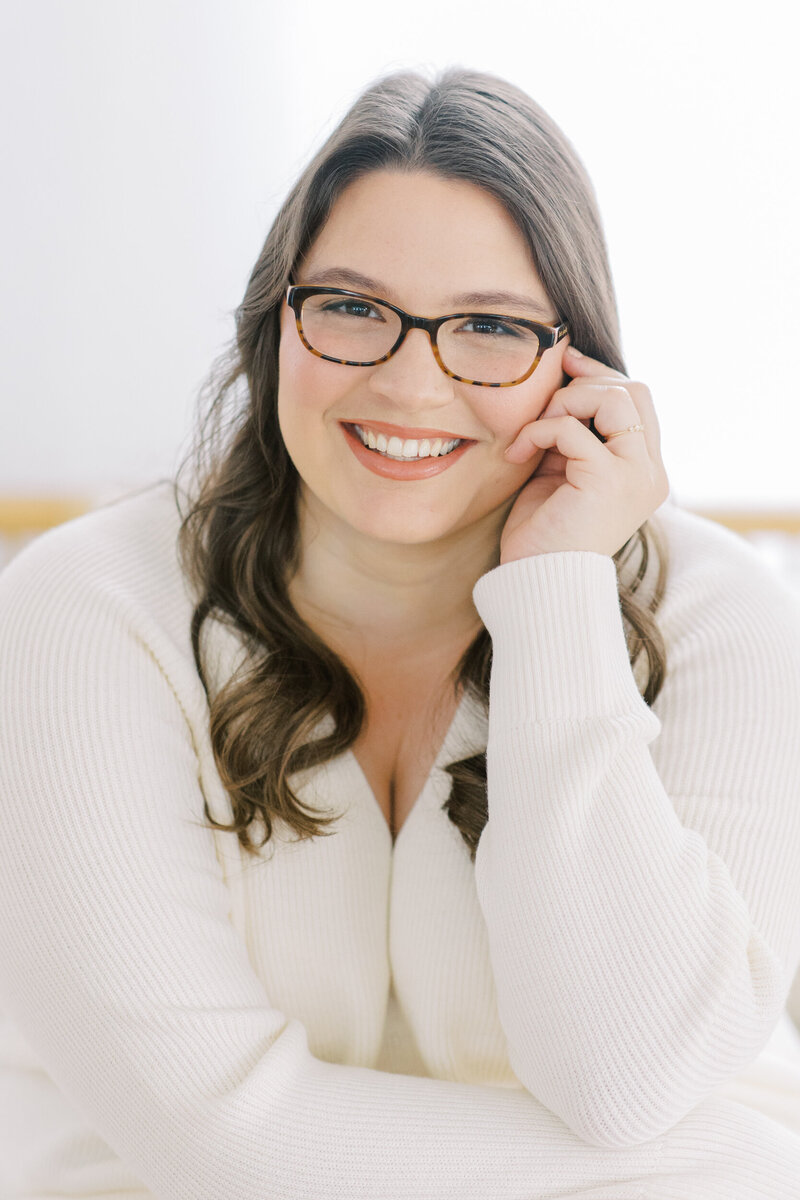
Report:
1,497,799,537
0,497,96,535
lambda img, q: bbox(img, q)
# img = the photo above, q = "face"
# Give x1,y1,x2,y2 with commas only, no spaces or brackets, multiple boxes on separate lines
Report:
277,169,568,550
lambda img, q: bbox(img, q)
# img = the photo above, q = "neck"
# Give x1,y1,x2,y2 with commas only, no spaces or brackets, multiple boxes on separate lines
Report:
286,487,503,654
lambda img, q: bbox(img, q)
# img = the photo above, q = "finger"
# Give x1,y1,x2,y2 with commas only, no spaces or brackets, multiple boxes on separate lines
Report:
542,377,641,421
544,382,637,422
528,446,569,477
622,382,663,463
527,382,642,459
562,344,628,382
561,385,648,455
546,376,661,463
582,380,662,463
504,414,608,465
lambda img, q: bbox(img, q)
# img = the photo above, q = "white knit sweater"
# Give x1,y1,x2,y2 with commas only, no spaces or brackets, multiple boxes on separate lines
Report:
1,481,800,1200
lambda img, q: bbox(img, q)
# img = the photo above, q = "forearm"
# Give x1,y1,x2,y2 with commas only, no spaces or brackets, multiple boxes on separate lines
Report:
472,551,800,1147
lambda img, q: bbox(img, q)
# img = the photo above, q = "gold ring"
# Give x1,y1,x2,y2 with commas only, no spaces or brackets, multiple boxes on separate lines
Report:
604,423,645,441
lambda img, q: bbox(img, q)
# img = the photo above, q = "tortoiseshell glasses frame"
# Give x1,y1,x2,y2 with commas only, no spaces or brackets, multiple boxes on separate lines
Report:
285,285,569,388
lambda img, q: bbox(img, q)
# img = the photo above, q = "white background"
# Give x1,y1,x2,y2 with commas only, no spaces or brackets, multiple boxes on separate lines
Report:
1,0,798,510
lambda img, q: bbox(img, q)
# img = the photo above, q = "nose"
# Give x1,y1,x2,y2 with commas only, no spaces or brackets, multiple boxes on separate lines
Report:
366,327,455,410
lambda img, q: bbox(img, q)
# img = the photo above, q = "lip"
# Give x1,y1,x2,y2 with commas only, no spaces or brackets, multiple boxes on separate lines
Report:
343,418,475,440
341,421,475,480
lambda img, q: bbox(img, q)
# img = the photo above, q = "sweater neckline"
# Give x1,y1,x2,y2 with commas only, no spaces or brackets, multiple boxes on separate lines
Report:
345,686,488,848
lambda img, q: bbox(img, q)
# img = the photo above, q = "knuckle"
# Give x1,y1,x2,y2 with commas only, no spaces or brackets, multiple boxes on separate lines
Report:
628,381,653,403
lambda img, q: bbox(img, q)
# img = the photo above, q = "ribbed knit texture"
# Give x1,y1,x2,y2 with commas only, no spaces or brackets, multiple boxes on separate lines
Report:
1,481,800,1199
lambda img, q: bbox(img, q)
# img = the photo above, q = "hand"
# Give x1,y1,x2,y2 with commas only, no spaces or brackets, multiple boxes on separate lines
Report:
499,345,670,563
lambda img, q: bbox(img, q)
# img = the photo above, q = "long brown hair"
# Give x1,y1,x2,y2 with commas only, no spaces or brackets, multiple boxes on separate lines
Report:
175,67,668,862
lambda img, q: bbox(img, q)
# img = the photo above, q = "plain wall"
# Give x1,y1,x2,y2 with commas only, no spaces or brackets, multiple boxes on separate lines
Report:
1,0,798,509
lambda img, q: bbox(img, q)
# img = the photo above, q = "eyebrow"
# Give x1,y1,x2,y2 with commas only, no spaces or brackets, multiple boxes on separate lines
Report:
302,267,554,320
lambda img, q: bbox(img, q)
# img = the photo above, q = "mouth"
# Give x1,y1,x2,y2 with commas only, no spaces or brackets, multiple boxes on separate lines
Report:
340,421,475,480
343,421,472,462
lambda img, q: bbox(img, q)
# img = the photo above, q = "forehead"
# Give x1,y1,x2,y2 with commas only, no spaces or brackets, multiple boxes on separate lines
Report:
299,169,549,312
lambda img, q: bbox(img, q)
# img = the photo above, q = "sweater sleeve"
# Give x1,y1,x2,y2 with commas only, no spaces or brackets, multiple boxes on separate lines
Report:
0,528,671,1200
471,543,800,1149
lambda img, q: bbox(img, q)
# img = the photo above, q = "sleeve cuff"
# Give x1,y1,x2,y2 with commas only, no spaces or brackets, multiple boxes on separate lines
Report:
472,552,654,725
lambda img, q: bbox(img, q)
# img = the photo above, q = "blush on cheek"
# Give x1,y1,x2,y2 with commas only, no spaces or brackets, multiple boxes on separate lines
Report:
278,347,326,427
278,323,310,382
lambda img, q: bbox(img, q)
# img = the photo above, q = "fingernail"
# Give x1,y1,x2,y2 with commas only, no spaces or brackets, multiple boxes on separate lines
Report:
565,344,582,358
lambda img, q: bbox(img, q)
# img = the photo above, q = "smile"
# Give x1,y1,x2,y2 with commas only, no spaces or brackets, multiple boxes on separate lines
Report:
340,422,475,480
352,422,462,461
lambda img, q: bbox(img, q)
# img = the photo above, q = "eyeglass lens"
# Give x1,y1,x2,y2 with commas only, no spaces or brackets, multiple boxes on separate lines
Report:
300,293,541,386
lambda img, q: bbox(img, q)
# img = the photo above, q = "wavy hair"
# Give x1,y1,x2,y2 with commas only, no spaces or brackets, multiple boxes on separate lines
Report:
175,67,668,862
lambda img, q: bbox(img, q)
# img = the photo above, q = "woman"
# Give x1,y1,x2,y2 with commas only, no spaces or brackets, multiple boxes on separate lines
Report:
1,68,799,1200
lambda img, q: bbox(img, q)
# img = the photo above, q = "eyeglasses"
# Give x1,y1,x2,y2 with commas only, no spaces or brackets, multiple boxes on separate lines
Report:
285,285,569,387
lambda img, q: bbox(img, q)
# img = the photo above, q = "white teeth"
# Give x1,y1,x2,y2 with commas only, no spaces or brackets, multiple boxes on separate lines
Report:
352,424,463,461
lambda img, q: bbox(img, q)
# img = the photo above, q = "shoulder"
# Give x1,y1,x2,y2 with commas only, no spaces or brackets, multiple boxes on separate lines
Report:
0,480,200,685
1,479,189,617
644,499,800,709
649,499,800,635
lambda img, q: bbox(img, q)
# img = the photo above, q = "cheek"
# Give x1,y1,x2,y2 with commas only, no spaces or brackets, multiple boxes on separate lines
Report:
474,368,558,490
277,322,331,435
278,318,311,398
506,348,566,432
278,313,361,416
480,377,556,445
277,331,318,464
499,447,547,496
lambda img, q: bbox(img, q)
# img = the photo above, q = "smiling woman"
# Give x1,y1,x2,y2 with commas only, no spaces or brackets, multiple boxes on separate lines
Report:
277,170,571,544
1,67,800,1200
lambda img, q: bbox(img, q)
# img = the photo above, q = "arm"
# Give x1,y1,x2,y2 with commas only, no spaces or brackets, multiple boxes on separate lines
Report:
471,537,800,1148
0,528,667,1199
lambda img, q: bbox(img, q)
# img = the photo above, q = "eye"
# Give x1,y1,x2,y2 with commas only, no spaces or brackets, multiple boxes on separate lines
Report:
320,298,385,321
458,316,524,338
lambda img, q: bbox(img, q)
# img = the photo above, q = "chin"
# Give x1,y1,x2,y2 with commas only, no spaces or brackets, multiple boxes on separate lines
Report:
353,516,456,546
